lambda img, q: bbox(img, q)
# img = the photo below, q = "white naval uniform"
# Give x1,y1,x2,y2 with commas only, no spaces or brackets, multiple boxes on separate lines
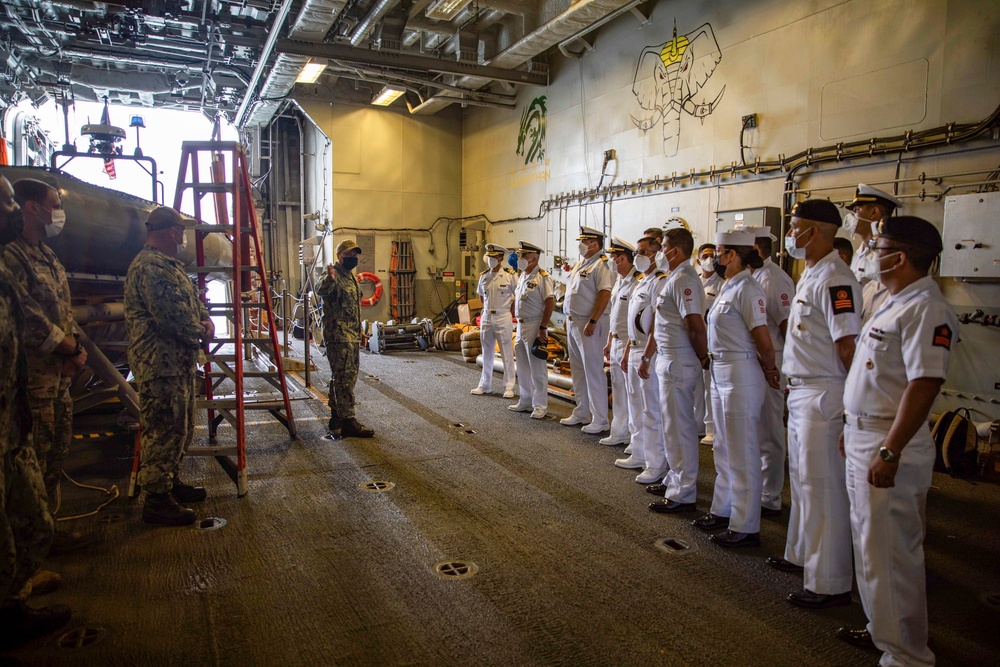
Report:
694,271,724,438
850,244,873,287
513,266,554,410
861,278,889,325
626,270,666,473
563,253,615,428
706,269,767,533
607,268,642,442
753,257,795,511
476,267,516,393
653,263,705,503
844,276,957,667
781,250,861,595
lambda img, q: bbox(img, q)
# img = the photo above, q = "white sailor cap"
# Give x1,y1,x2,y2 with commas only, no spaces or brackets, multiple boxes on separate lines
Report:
607,236,636,253
515,240,544,254
846,184,902,212
742,225,777,241
577,225,606,241
484,243,508,256
715,230,756,247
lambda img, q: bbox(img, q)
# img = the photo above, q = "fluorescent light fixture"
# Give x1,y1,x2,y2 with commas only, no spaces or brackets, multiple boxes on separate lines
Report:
371,84,405,107
296,59,327,84
425,0,473,21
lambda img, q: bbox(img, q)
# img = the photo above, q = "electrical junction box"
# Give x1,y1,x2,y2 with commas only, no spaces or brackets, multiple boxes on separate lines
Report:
941,191,1000,280
715,206,782,240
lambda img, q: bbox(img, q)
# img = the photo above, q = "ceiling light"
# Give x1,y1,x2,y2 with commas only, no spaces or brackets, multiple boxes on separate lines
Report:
371,84,405,107
425,0,473,21
296,60,326,84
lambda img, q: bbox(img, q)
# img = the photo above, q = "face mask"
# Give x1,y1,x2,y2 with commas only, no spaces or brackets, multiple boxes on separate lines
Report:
516,257,528,271
45,208,66,238
486,255,499,269
861,250,899,282
342,255,359,271
578,241,591,256
785,227,812,260
699,258,715,273
634,255,652,273
713,256,728,279
843,211,874,238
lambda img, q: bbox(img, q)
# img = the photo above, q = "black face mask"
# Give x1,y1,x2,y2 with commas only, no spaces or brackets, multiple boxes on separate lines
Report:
713,257,727,279
342,256,359,271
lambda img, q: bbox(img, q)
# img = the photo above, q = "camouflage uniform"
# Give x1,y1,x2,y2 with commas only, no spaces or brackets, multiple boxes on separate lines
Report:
0,236,76,500
0,263,53,605
124,245,207,494
316,263,361,420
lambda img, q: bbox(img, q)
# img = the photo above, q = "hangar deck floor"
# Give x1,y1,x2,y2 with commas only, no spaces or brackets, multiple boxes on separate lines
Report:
8,346,999,666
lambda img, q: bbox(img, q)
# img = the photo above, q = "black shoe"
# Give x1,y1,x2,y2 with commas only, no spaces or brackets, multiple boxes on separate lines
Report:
692,513,730,531
766,556,804,574
787,589,852,609
142,492,196,526
710,530,761,548
645,483,669,496
648,500,698,514
172,480,207,504
760,506,782,518
835,627,876,649
328,417,341,435
341,418,374,438
48,528,96,555
0,601,72,649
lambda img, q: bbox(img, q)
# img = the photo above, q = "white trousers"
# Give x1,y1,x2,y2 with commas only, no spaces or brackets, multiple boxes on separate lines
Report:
514,319,548,409
478,315,515,393
567,316,610,428
845,422,935,667
608,337,630,440
760,350,786,510
623,348,646,462
709,357,765,533
628,348,664,472
785,380,853,594
656,350,701,503
694,367,714,437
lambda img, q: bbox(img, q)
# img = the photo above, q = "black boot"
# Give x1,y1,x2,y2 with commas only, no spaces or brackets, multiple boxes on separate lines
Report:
172,480,207,503
341,418,374,438
0,601,72,649
142,492,196,526
328,417,341,436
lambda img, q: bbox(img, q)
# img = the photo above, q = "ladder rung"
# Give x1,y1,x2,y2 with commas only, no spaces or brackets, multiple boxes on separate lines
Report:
198,399,288,410
206,371,279,378
186,182,233,193
212,337,273,344
187,445,239,457
208,302,268,309
194,266,261,273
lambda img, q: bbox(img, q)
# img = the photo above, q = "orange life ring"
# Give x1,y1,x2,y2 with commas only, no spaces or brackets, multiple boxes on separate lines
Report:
358,272,383,307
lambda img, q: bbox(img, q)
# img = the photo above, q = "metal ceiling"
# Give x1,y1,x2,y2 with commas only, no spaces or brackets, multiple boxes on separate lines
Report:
0,0,645,126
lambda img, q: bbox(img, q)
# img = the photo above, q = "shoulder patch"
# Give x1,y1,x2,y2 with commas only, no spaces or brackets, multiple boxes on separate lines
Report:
600,255,610,262
932,324,953,350
828,285,856,315
655,270,667,279
504,267,515,274
539,269,549,277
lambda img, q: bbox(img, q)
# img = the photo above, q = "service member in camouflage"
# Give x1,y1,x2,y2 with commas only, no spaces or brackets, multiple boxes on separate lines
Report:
124,206,214,526
316,239,374,438
2,178,93,554
0,177,72,649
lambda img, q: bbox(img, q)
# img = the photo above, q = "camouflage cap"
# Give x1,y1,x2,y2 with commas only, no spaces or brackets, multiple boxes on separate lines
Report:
146,206,189,230
335,239,361,255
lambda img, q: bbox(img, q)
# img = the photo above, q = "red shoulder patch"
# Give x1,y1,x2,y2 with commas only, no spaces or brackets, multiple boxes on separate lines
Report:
932,324,952,350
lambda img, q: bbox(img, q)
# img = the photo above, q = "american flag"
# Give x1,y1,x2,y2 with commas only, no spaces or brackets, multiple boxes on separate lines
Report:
100,100,116,180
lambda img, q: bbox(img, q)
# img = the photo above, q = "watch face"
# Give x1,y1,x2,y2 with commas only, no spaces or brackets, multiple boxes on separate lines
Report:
879,448,897,462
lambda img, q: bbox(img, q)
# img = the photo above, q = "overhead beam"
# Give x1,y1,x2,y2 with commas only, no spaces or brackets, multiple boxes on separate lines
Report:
274,38,548,86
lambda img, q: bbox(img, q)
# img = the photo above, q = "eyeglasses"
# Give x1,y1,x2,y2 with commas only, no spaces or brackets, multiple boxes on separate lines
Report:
866,238,899,252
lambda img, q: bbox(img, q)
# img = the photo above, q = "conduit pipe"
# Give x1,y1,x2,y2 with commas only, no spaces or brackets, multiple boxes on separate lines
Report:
235,0,295,127
76,328,140,420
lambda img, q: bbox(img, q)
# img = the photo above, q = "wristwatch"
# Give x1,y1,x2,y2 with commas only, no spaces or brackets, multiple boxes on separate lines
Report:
588,318,597,324
878,447,900,463
640,355,650,364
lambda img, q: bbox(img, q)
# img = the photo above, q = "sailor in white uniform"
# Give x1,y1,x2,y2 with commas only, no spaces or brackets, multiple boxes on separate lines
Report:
617,235,666,482
844,184,900,324
772,200,861,611
745,226,795,516
508,241,555,420
641,228,709,513
839,217,957,667
471,243,516,398
601,238,641,446
694,230,780,548
695,243,723,446
560,226,614,434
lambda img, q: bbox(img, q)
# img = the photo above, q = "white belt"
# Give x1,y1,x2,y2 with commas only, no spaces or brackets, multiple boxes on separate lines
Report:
843,412,894,430
707,351,754,361
787,376,842,387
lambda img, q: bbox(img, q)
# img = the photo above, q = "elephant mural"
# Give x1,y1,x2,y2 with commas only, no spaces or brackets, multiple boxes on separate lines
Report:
631,21,725,157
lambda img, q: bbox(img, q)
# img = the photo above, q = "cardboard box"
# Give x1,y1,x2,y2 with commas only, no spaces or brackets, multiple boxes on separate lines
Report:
458,304,471,324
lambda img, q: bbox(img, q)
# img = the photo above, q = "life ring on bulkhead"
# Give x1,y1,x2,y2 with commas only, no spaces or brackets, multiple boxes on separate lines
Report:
357,272,383,307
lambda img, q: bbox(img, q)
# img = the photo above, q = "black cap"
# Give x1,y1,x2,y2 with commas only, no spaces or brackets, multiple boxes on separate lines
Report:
791,199,842,227
530,338,548,360
877,216,943,254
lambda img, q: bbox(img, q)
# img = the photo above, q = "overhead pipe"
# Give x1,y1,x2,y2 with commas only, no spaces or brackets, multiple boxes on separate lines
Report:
349,0,401,47
235,0,296,127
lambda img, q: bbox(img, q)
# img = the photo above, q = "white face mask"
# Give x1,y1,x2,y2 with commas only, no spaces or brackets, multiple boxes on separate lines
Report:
45,208,66,238
843,211,875,238
486,255,499,269
516,257,528,271
699,257,715,273
634,255,652,273
862,249,900,282
785,226,812,260
578,241,591,256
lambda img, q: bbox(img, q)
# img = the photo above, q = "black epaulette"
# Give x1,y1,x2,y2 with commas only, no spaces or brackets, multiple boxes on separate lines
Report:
655,270,668,279
504,267,515,274
479,269,489,275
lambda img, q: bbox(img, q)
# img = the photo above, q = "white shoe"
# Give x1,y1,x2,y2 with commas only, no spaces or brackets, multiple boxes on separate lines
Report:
635,467,667,484
560,415,589,426
614,456,645,470
502,389,515,399
470,387,487,395
581,422,609,435
530,407,547,419
623,444,633,455
508,403,532,412
700,434,714,445
598,434,630,446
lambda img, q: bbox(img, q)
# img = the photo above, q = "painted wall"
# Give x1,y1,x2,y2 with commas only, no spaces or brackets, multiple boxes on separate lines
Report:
462,0,1000,418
